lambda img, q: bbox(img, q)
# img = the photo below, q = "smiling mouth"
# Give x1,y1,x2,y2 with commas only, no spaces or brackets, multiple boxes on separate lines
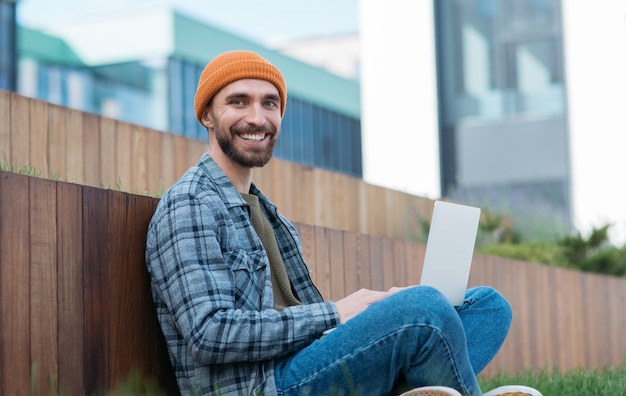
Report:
240,133,267,142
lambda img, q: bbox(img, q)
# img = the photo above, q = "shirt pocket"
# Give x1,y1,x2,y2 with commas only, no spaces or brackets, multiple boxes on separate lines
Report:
225,249,268,310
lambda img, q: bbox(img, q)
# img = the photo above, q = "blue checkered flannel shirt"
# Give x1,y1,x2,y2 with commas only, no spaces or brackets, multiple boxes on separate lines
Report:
145,154,339,395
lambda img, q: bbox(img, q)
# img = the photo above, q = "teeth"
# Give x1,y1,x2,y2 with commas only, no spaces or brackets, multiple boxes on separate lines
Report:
241,134,265,142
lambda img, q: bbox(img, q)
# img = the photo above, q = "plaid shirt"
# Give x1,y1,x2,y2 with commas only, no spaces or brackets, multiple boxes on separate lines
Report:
145,154,339,395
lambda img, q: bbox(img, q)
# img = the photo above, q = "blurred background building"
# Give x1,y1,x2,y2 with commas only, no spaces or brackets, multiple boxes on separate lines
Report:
9,6,362,177
4,0,626,243
0,0,18,91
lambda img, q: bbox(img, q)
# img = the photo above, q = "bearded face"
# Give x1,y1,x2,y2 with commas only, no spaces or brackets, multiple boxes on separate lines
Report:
211,111,278,168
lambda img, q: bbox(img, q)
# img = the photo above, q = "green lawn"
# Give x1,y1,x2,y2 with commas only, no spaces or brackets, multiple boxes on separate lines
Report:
479,366,626,395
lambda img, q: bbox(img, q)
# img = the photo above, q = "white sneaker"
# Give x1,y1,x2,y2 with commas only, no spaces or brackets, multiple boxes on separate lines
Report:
483,385,543,396
400,386,463,396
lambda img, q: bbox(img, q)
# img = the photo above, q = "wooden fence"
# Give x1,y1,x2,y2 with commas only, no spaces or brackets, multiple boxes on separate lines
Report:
1,172,625,395
0,90,434,242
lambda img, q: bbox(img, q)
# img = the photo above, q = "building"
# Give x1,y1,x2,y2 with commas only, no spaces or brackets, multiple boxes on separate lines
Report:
12,1,626,243
13,6,363,178
359,0,626,243
0,0,18,91
360,0,572,241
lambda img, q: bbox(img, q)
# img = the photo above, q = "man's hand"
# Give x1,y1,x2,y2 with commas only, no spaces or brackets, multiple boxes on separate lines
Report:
334,287,411,323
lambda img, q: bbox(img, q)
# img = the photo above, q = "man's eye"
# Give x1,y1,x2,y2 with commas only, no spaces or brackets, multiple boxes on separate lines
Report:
232,100,245,106
264,101,278,108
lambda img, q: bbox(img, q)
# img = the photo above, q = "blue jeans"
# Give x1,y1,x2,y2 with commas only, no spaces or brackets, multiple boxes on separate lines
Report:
274,286,512,396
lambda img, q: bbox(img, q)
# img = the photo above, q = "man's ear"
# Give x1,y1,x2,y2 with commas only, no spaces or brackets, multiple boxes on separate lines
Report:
200,107,213,129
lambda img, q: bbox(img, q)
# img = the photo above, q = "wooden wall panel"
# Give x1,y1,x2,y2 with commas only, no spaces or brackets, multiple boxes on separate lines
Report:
82,186,111,393
159,132,176,194
368,236,384,291
313,227,332,300
132,126,149,194
115,121,133,192
28,98,49,174
29,178,59,396
328,229,346,300
99,117,117,188
0,174,626,393
56,181,85,395
146,128,163,196
0,172,31,395
0,90,10,156
83,112,101,186
3,91,626,389
1,93,440,242
10,93,30,168
172,134,190,182
342,232,360,295
66,108,84,183
48,103,67,180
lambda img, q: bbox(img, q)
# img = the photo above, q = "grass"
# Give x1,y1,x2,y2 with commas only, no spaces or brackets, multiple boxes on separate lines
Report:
479,366,626,395
0,156,163,197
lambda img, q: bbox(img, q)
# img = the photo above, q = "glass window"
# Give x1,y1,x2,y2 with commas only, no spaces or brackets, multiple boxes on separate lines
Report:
443,0,565,121
504,0,559,32
0,1,17,91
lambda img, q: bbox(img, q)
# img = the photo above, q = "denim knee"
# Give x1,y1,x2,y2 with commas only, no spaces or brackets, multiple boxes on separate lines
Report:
374,285,465,333
461,286,512,326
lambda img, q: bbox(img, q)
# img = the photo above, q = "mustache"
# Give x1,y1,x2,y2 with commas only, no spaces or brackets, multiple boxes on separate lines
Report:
231,124,276,135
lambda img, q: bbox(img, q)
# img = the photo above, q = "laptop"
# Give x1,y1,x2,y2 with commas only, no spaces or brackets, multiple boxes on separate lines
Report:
419,200,481,306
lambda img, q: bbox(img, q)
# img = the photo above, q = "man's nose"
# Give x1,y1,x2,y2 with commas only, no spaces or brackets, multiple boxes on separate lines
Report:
244,103,266,125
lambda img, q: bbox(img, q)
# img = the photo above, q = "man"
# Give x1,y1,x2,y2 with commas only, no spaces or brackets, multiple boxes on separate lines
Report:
145,50,541,396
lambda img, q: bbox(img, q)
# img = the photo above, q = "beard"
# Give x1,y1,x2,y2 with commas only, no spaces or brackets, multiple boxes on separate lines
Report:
212,113,278,168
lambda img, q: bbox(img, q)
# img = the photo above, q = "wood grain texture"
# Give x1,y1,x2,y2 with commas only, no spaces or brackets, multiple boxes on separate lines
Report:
29,177,59,396
0,172,31,395
0,174,625,391
82,185,110,393
56,181,85,395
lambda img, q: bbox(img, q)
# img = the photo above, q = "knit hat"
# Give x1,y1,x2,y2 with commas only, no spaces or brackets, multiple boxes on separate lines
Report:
194,50,287,122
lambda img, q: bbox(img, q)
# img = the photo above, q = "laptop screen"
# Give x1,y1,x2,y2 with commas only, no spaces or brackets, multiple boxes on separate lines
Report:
419,200,481,306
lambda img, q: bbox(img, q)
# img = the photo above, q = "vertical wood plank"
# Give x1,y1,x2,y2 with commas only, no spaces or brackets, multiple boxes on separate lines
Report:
57,181,85,395
610,278,623,368
65,108,84,183
606,277,625,365
132,126,149,194
29,177,59,396
381,238,395,290
29,98,49,175
108,190,141,387
553,268,570,370
343,232,368,293
355,234,372,290
99,117,117,188
48,103,67,180
0,90,11,159
313,226,331,300
187,138,206,167
146,128,162,196
368,236,384,291
83,186,110,393
499,259,521,373
392,240,407,287
0,172,31,395
569,271,586,369
83,113,101,187
172,134,189,181
10,93,30,168
159,132,176,193
297,223,318,285
328,229,346,300
115,121,133,192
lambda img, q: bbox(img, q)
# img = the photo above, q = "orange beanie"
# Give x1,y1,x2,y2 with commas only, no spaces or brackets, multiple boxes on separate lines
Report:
194,50,287,122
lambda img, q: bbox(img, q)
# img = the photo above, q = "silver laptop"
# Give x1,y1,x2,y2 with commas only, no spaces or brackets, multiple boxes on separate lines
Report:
419,200,481,306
